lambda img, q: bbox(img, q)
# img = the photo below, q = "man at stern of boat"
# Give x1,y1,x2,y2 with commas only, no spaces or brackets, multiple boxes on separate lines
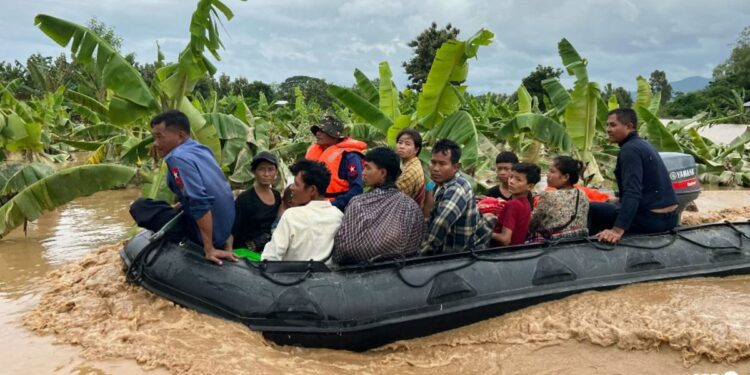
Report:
589,108,679,244
305,115,367,212
261,160,344,263
419,139,494,254
129,110,237,266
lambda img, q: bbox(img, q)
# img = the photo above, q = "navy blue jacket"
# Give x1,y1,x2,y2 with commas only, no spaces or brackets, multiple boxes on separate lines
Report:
614,132,678,230
331,152,364,211
165,138,235,247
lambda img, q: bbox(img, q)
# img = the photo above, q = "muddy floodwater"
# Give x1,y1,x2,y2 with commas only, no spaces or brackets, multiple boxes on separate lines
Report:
2,188,750,374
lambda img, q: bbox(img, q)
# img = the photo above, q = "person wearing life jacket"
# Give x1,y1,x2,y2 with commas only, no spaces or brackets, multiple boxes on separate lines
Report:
305,115,367,211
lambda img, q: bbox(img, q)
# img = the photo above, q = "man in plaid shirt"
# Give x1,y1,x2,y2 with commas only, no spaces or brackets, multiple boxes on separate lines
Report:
420,139,494,254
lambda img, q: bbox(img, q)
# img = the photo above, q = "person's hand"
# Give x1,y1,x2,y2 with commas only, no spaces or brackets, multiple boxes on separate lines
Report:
596,228,624,244
172,202,182,210
475,195,487,201
607,197,619,205
204,247,238,265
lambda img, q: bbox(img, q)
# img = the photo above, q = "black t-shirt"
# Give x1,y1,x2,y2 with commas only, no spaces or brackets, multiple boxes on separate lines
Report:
232,187,281,250
485,185,512,200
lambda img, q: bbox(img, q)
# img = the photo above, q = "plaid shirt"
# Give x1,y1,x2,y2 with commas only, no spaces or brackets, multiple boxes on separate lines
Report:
420,174,493,254
396,157,425,202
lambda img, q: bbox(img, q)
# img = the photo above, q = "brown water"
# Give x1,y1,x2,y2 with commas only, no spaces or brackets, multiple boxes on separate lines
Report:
2,189,750,374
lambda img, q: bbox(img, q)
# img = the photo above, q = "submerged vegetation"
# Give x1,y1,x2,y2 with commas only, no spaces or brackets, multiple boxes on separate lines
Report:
0,0,748,237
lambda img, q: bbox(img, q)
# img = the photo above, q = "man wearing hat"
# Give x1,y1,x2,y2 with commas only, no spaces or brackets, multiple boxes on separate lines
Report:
129,110,237,265
305,115,367,211
232,151,281,251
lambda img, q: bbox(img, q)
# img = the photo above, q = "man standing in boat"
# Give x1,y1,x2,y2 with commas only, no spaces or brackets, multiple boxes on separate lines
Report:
589,108,679,244
420,139,493,254
305,115,367,211
129,110,237,265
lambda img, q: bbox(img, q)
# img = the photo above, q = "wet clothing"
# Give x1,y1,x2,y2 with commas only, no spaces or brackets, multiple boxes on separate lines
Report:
396,157,426,206
530,188,589,240
232,187,281,250
305,138,367,211
333,186,424,265
420,174,493,254
130,138,234,248
588,132,678,234
496,196,532,246
485,185,512,200
261,200,343,262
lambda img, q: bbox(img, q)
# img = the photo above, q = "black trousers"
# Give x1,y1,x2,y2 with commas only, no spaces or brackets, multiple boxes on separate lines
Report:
129,198,198,244
588,202,679,235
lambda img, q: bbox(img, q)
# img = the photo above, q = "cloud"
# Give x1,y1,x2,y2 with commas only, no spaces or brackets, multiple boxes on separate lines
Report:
1,0,748,93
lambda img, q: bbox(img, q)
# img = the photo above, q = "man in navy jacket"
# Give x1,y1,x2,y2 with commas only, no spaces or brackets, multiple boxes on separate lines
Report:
589,108,679,243
130,110,237,265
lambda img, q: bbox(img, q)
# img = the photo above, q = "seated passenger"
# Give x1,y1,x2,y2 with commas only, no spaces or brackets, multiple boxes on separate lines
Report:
529,156,590,241
261,160,343,262
333,147,424,265
478,151,519,201
232,151,281,250
420,139,493,254
589,108,679,243
492,163,541,246
394,128,426,206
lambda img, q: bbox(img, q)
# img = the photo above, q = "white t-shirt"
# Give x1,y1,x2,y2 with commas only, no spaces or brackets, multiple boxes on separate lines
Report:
261,200,343,262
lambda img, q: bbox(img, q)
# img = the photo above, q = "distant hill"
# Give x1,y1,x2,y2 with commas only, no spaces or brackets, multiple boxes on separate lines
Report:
671,76,711,93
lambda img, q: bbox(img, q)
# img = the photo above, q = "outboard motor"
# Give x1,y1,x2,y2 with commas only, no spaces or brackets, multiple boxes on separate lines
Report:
659,152,701,220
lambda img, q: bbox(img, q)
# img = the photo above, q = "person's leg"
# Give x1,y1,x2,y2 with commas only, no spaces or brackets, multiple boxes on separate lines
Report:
627,211,679,234
129,198,187,241
588,202,618,235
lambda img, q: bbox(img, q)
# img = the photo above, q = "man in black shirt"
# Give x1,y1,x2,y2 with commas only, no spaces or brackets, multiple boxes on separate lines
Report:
478,151,518,201
590,108,679,243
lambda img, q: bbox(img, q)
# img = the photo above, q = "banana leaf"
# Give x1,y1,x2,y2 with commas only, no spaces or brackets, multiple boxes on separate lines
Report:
607,95,619,110
327,85,392,134
203,113,249,140
34,15,158,124
558,39,588,83
378,62,400,121
87,144,108,164
541,78,571,115
177,96,221,161
386,114,414,147
498,113,573,152
718,126,750,158
430,111,479,170
66,89,108,118
635,75,652,113
517,84,532,114
71,123,126,140
354,69,379,105
416,29,493,128
637,107,682,152
1,163,56,196
564,81,599,152
0,164,136,238
120,136,154,164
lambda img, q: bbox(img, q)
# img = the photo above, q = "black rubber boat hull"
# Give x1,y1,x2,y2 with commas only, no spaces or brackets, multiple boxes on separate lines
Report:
121,221,750,351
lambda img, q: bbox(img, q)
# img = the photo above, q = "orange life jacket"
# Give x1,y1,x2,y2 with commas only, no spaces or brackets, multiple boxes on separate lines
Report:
305,138,367,199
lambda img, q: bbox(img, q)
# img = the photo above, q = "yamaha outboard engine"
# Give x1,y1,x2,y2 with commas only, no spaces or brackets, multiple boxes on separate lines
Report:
659,152,701,220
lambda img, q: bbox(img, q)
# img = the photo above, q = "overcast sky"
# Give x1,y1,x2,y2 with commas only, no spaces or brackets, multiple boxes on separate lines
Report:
1,0,748,94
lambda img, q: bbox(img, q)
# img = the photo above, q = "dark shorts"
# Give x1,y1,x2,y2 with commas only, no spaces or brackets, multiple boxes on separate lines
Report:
129,198,225,248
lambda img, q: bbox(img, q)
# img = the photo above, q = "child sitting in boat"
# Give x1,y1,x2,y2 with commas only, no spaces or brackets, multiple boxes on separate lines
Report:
529,156,590,241
490,163,541,246
477,151,519,201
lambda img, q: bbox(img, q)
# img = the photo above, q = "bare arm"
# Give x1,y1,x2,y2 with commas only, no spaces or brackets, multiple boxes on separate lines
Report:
196,211,238,265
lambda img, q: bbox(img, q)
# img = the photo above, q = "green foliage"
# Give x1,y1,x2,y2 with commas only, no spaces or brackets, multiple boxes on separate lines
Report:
521,65,563,112
0,164,136,238
649,70,672,105
402,22,460,92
